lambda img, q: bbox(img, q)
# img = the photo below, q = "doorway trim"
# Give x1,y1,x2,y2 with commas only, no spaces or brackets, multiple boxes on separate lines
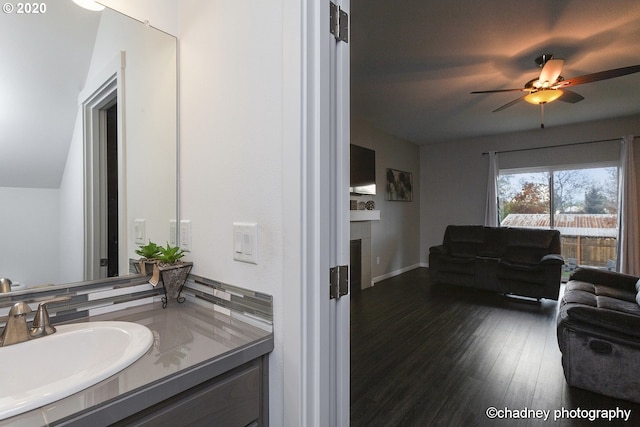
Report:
287,1,350,425
81,52,127,280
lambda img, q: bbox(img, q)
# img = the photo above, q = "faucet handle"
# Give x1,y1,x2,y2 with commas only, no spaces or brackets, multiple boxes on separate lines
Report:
1,302,34,346
0,278,12,293
30,296,71,337
7,301,32,317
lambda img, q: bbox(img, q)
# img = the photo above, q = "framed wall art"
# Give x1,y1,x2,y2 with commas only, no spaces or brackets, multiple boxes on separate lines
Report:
386,168,413,201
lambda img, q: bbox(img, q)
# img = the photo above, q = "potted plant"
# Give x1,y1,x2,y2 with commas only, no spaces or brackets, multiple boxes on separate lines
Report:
135,240,161,275
151,243,193,307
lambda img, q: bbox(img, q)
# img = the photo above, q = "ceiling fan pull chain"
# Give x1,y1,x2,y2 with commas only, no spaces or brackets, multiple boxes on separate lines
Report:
540,103,545,129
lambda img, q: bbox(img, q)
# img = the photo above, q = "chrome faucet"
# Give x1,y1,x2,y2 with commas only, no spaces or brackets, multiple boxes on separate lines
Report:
0,296,71,347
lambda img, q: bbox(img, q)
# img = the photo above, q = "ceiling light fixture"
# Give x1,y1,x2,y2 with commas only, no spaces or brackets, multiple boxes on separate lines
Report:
524,89,563,105
72,0,105,11
523,89,564,129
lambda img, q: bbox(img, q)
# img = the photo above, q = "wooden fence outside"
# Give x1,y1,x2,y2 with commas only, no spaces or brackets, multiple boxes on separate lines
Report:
560,235,617,268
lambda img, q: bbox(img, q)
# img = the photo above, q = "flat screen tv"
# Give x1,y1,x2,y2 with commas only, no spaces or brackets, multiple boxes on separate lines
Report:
350,144,376,195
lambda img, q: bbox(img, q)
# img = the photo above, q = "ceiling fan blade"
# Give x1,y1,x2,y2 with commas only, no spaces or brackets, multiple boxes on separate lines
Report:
556,64,640,87
493,95,526,112
558,89,584,103
538,58,564,86
471,88,526,94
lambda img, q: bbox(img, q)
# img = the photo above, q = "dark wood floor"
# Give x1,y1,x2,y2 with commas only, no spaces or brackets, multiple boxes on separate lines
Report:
350,268,640,426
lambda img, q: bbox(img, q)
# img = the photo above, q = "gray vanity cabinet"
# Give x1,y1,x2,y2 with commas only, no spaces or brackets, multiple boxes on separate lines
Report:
113,359,266,426
56,355,269,427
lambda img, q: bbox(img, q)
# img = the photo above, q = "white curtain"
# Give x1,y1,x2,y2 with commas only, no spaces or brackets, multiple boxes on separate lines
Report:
484,151,499,226
618,135,640,276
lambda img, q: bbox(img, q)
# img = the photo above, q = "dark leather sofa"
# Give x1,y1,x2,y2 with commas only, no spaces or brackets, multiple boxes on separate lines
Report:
429,225,564,300
557,268,640,403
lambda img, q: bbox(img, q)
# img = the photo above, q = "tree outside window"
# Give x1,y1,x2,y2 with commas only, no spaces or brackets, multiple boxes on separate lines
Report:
498,166,618,272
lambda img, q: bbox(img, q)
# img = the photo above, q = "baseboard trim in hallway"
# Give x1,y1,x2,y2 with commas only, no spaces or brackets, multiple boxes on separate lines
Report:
371,263,424,287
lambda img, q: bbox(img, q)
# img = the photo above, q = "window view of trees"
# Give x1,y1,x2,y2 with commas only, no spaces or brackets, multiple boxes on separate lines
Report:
498,167,618,221
498,166,619,273
499,173,550,220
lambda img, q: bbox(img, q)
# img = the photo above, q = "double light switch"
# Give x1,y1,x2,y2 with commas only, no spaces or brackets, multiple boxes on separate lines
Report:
233,222,258,264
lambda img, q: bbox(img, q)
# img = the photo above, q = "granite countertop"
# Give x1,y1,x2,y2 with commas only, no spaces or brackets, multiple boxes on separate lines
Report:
1,299,273,426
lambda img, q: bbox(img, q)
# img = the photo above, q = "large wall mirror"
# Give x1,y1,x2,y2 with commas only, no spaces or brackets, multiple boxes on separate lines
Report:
0,2,177,290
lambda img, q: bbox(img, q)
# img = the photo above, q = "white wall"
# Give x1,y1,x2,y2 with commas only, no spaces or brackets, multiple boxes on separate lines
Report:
420,113,640,264
351,116,421,284
0,187,59,286
58,110,85,283
100,0,179,36
178,1,295,424
84,9,178,265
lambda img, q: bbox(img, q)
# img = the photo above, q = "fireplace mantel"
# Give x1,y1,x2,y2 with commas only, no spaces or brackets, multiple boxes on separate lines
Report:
350,210,380,222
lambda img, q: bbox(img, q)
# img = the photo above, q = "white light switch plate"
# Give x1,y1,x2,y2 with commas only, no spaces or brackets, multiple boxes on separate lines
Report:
134,219,146,244
180,220,191,252
232,222,258,264
169,220,177,246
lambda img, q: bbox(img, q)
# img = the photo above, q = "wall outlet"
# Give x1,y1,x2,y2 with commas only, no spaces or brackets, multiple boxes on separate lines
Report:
376,256,380,264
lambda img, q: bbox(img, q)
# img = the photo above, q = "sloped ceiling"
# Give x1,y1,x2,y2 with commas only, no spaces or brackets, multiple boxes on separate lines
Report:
351,0,640,145
0,2,99,188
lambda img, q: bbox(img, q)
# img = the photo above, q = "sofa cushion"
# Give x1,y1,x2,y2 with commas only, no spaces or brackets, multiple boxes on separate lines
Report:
446,225,485,258
570,268,639,293
564,305,640,337
597,296,640,315
563,281,640,316
496,260,547,285
481,226,507,257
565,280,638,303
503,245,551,264
437,255,476,276
449,242,483,258
561,288,599,306
502,228,560,264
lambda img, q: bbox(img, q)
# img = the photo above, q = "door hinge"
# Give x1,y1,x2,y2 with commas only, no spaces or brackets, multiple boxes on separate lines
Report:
330,265,349,299
330,2,349,43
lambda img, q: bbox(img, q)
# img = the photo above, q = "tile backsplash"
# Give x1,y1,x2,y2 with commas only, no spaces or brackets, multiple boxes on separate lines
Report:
0,273,273,332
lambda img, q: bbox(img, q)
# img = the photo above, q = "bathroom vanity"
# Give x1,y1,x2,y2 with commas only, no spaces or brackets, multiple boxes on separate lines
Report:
0,276,273,426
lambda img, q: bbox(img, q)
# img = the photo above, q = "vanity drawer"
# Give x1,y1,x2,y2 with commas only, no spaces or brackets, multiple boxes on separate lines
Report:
116,363,261,426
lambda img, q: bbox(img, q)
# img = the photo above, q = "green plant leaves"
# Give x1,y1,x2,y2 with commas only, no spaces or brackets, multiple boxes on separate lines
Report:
157,242,186,264
135,241,161,259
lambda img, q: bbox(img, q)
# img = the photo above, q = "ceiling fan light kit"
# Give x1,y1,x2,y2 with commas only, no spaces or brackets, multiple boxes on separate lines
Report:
471,53,640,128
524,89,563,105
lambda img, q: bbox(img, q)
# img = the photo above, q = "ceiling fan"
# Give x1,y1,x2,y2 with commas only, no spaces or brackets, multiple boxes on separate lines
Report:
471,54,640,128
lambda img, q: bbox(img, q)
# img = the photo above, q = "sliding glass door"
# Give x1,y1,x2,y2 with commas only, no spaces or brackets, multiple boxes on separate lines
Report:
498,165,619,278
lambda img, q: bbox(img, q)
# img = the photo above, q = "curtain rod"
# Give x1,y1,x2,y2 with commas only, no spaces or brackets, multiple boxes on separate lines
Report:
481,137,624,156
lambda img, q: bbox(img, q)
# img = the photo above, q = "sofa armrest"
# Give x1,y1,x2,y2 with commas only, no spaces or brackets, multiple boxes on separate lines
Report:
429,245,448,255
570,268,640,293
541,254,564,264
562,305,640,340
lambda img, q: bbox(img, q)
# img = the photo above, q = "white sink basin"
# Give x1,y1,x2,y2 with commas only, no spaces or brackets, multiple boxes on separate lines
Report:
0,321,153,420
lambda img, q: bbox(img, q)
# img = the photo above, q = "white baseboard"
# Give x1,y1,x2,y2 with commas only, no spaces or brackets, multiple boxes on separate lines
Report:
371,263,423,286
